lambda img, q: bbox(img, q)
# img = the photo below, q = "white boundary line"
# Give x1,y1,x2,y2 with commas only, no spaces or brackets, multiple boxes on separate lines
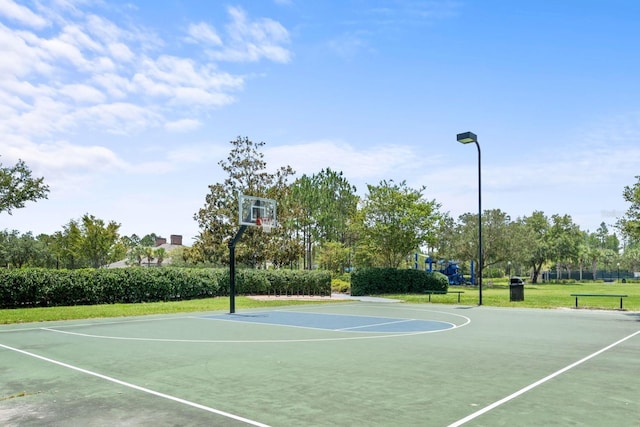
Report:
447,329,640,427
0,342,271,427
335,318,419,331
39,308,469,343
0,314,194,333
41,321,462,343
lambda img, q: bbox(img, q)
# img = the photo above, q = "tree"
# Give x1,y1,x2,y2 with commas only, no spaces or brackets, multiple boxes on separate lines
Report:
548,214,582,280
517,211,552,283
193,136,298,267
317,241,351,274
619,176,640,241
140,233,158,247
80,214,121,268
289,168,358,269
621,244,640,274
0,230,40,268
452,209,513,277
359,180,441,268
0,158,50,214
143,246,155,267
127,246,145,266
154,247,166,266
106,239,128,266
56,221,85,269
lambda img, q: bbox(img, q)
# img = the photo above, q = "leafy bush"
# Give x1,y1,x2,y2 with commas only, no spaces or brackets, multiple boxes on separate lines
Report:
331,278,350,293
350,268,448,296
0,268,331,308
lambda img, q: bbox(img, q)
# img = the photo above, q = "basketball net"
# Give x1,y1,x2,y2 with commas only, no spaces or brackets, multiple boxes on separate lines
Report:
256,217,273,233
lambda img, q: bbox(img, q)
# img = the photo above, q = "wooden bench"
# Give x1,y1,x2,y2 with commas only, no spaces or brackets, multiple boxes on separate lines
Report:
570,293,628,309
424,290,465,303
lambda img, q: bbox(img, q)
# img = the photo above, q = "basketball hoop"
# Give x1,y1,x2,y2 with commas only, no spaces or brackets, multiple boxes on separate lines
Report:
260,217,273,233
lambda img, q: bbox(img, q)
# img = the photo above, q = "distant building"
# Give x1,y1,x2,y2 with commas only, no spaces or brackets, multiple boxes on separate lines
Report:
107,233,185,268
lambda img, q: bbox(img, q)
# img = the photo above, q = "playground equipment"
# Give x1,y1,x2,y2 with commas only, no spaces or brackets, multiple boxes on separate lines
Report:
438,261,472,285
416,254,473,285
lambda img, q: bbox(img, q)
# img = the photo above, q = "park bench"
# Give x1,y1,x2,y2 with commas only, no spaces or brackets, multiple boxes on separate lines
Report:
424,290,465,303
570,293,628,310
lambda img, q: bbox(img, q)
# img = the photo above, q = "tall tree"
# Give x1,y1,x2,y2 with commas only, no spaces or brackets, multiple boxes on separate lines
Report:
194,136,298,267
548,214,582,280
0,230,40,268
619,176,640,241
317,241,351,275
430,212,456,262
140,233,158,247
359,180,441,268
452,209,513,276
518,211,552,283
289,168,358,269
56,221,85,269
0,158,49,214
80,214,121,268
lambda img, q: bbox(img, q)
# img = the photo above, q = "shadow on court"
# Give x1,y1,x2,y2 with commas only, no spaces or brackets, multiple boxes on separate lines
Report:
1,303,639,426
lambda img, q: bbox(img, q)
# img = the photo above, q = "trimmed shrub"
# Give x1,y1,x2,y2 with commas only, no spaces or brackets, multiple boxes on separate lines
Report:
350,268,448,296
0,268,331,308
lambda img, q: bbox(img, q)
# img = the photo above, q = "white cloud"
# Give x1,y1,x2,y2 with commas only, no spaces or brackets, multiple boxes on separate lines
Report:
186,22,222,46
0,0,48,29
164,118,202,133
166,142,229,165
171,86,235,106
327,33,371,59
1,2,289,144
107,41,134,62
58,83,106,104
1,135,125,173
91,73,133,98
71,102,161,134
206,6,292,63
0,25,52,77
265,140,420,186
0,1,293,221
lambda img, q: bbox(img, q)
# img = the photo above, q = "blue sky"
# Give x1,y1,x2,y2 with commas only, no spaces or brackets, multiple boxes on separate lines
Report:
2,0,639,245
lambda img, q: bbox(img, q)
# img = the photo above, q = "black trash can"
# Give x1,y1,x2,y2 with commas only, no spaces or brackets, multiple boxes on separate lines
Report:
509,277,524,301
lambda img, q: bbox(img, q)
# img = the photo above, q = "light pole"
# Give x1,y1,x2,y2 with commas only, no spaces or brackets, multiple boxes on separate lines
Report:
617,262,620,282
457,131,482,305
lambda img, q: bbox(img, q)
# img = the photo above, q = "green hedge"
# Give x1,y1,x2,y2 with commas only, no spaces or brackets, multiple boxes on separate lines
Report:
350,268,448,296
0,268,331,308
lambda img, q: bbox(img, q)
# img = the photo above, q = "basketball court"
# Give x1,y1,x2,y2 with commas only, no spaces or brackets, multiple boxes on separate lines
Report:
2,301,639,426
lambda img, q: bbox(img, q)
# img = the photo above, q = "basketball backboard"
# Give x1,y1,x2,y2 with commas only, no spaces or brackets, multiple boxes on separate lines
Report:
238,194,277,228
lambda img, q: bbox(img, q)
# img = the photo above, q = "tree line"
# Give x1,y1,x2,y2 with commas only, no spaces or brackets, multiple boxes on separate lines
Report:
188,137,640,283
3,140,640,283
0,218,169,270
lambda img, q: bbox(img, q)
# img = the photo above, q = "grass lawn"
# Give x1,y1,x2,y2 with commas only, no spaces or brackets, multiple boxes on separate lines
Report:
0,297,345,325
389,281,640,311
2,282,639,325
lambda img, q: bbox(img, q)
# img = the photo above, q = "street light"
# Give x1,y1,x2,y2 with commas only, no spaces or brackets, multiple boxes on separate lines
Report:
617,262,620,282
457,131,482,305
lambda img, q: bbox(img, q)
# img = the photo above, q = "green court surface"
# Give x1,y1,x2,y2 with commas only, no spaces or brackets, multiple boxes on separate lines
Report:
1,302,639,426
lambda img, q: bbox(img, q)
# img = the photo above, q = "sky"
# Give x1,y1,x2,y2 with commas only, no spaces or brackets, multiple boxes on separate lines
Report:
1,0,640,245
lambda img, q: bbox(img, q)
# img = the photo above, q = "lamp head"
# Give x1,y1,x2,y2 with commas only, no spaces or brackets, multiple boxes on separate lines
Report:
457,131,478,144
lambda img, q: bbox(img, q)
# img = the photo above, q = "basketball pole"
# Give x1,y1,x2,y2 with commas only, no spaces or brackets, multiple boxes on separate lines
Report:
228,225,247,314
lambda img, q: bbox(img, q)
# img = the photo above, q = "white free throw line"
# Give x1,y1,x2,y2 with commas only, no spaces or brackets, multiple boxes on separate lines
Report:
448,329,640,427
0,343,271,427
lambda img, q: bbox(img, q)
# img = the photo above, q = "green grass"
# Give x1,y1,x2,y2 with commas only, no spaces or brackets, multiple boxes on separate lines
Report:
2,282,639,325
388,281,640,311
0,297,345,325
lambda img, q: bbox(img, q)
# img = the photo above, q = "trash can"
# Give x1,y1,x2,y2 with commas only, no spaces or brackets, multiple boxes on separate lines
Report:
509,277,524,301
